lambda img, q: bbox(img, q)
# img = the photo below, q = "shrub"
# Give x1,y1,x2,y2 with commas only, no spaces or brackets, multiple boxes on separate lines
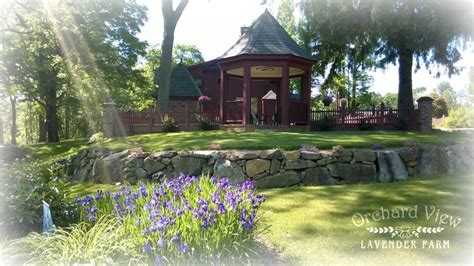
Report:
162,114,178,132
320,115,335,131
371,143,382,150
358,118,373,130
432,96,449,118
87,132,105,144
4,216,145,265
195,114,214,131
0,161,79,239
300,145,319,153
443,107,474,128
74,175,265,264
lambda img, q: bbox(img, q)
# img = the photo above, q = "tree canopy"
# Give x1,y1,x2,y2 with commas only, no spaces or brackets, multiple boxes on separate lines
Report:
1,0,148,142
300,0,472,112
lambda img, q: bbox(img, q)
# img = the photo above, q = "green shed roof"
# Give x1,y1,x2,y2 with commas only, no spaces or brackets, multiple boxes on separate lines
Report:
169,63,202,98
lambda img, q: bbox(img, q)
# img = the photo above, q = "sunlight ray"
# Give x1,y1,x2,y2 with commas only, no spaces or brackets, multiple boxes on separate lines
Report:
40,0,128,139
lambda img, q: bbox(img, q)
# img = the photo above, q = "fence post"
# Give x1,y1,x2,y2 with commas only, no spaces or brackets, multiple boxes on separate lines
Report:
380,102,385,129
146,109,154,133
417,96,434,131
103,101,118,138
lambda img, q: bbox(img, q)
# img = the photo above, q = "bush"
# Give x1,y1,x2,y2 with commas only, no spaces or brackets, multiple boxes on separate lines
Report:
87,132,105,144
432,96,449,118
4,216,145,265
195,114,214,131
443,107,474,128
0,161,79,239
358,118,373,130
320,115,335,131
162,114,178,132
73,175,265,264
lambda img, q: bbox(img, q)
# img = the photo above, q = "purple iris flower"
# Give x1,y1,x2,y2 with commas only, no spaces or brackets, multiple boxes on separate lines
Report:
156,235,166,248
178,242,189,254
143,240,153,254
171,233,180,243
94,190,103,201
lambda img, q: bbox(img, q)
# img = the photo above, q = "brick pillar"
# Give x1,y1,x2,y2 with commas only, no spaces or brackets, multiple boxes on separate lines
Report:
417,97,433,132
103,101,118,137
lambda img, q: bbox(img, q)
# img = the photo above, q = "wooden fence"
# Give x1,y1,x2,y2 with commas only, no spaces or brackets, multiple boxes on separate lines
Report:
310,108,420,130
114,109,220,136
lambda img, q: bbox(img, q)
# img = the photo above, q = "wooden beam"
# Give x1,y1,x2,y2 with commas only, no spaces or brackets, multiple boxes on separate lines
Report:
280,63,289,125
243,65,251,124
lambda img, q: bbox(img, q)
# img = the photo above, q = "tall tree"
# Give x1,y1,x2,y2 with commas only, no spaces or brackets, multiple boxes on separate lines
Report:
435,81,458,109
301,0,472,113
277,0,297,40
173,44,204,66
2,0,147,142
157,0,189,112
300,0,378,107
369,0,472,112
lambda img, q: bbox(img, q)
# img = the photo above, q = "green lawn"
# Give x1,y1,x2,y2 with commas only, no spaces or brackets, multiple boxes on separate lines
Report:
66,176,473,264
259,176,473,265
28,130,472,161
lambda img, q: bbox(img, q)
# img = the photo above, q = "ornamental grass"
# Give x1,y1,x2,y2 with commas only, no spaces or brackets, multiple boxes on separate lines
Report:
75,174,266,264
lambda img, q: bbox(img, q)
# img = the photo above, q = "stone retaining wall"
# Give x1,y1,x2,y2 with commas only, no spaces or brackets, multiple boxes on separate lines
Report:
62,144,473,189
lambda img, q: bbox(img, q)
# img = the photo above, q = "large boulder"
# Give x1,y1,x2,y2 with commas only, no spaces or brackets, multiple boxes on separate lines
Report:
398,146,420,162
143,156,166,174
283,150,300,160
269,159,281,175
260,149,284,160
327,163,376,184
254,171,300,189
377,151,408,182
230,151,260,160
285,159,316,170
301,151,322,160
213,159,246,184
245,159,271,177
92,154,123,183
353,149,376,162
301,167,336,186
415,145,449,177
172,156,207,176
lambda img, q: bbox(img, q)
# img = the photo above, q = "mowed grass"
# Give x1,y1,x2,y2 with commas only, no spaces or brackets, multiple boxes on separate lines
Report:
28,130,472,161
259,176,474,265
66,176,473,264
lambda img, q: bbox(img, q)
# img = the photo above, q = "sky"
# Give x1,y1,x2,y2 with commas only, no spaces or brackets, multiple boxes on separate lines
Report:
137,0,473,96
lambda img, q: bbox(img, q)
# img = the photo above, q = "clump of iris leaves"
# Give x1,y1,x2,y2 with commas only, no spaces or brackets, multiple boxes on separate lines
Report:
5,175,266,265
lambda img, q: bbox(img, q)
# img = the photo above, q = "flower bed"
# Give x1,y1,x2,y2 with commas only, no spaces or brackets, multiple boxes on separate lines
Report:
76,175,265,264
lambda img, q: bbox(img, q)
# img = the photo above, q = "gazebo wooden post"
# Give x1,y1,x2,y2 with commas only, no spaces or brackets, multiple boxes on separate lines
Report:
280,63,290,125
243,65,251,124
219,68,226,123
302,69,312,124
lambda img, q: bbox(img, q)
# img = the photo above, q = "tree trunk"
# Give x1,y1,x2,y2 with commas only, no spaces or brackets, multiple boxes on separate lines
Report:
9,96,17,145
157,0,189,112
39,114,47,142
46,102,60,143
351,64,357,109
158,24,175,112
397,49,414,111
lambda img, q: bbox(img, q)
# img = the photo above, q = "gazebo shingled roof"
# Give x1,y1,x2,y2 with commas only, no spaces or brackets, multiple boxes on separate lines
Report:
219,9,313,61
